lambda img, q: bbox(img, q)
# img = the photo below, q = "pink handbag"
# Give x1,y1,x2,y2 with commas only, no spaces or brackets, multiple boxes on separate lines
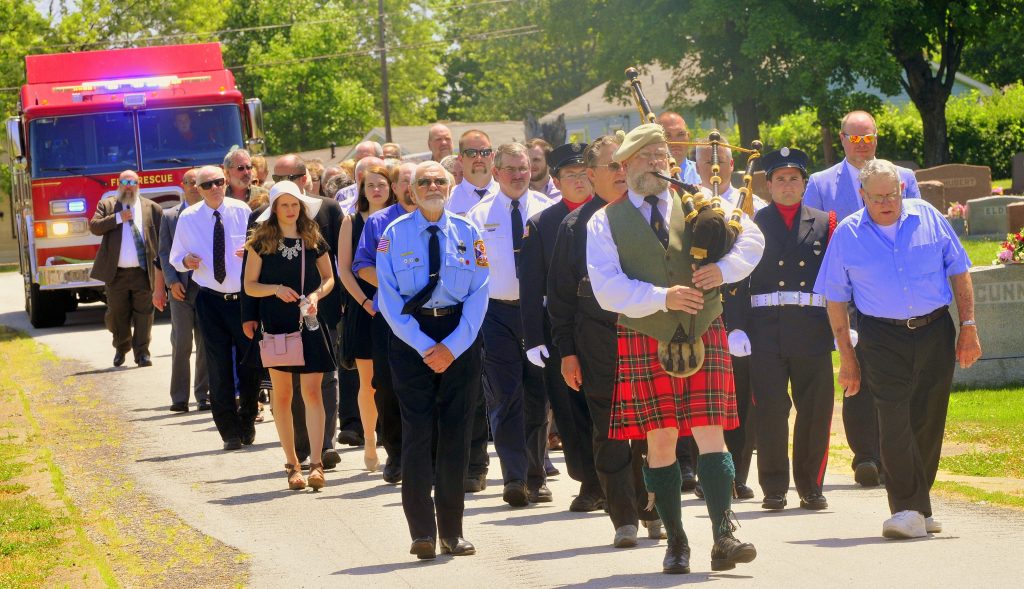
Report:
258,241,306,367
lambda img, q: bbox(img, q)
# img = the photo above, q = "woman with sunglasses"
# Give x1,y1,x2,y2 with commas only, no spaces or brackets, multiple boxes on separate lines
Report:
243,181,336,491
337,165,398,472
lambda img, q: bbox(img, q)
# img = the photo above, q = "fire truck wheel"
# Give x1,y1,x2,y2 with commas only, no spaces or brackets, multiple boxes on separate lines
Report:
28,284,67,328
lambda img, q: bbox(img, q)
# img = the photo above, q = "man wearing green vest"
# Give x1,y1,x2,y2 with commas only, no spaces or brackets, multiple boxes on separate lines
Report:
585,123,765,574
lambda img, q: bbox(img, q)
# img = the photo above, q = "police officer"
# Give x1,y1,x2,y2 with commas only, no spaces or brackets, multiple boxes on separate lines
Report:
739,147,835,511
467,142,555,507
520,142,603,512
376,161,489,559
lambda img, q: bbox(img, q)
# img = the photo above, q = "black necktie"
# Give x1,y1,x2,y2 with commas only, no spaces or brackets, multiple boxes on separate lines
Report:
402,225,441,314
212,210,226,283
511,199,524,278
474,188,488,199
126,206,148,271
645,195,669,249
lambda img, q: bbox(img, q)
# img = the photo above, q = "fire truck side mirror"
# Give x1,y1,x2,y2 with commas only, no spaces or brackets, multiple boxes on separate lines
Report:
245,99,265,155
5,116,27,170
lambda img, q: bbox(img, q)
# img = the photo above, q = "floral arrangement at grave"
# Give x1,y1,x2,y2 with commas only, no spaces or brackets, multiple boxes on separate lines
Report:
995,229,1024,264
947,202,966,219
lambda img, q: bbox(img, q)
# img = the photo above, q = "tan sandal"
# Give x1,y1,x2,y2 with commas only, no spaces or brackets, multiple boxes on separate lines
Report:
308,463,325,491
285,463,306,490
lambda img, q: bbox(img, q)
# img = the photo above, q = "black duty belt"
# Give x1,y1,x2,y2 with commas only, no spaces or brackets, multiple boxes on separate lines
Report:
417,304,462,317
490,298,520,308
865,306,947,330
199,287,240,301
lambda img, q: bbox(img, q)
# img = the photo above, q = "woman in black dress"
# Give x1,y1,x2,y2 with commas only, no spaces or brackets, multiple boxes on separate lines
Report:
244,181,336,491
337,165,397,472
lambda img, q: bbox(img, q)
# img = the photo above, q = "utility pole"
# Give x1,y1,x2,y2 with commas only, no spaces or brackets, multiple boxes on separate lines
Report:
377,0,392,142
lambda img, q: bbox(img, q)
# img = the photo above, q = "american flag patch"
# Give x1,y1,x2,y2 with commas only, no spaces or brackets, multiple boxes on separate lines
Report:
377,237,390,253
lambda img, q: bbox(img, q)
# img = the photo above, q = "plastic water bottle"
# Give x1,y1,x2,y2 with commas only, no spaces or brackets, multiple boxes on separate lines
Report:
299,296,320,331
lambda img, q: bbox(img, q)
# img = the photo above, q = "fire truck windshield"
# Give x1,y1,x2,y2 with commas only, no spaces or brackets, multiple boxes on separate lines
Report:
138,105,244,169
30,112,137,178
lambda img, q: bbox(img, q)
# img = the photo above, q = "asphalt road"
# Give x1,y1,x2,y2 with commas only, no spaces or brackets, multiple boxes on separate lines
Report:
2,272,1022,588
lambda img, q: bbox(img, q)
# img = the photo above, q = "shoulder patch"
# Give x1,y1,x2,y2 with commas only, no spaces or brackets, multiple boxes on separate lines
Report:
474,240,489,267
377,237,390,253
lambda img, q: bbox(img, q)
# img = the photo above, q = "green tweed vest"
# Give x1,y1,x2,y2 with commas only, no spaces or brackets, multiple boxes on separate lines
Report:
605,193,722,342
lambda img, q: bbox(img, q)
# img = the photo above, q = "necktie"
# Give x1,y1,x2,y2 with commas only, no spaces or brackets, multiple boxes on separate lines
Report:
212,210,226,283
645,195,669,249
474,188,488,199
126,206,148,271
402,225,441,314
511,199,524,278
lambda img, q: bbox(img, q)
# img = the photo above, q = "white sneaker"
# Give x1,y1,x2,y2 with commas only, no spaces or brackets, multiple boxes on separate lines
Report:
882,510,927,539
925,516,942,533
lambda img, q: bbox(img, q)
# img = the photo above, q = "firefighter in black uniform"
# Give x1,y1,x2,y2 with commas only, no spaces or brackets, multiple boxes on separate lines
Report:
520,142,604,511
741,147,835,511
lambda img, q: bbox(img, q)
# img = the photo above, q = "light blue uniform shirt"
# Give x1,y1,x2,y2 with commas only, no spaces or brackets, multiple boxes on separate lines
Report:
814,198,970,320
376,209,490,358
677,157,701,186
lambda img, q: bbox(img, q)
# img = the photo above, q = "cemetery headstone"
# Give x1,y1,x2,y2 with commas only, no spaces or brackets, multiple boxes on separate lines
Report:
966,195,1024,236
1013,152,1024,195
915,164,991,204
952,263,1024,387
917,180,946,211
1008,202,1024,234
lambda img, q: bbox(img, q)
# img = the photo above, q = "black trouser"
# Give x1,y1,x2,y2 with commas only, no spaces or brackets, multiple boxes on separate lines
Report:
466,378,490,478
390,313,481,541
335,318,362,436
196,289,259,442
575,314,656,528
751,352,834,497
845,307,881,469
544,336,601,496
858,312,955,517
292,327,339,460
727,354,757,485
372,313,403,464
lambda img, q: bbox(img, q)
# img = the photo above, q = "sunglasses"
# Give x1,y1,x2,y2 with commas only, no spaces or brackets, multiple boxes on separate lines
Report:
234,164,254,171
842,133,877,144
594,162,623,173
119,179,138,186
198,177,226,190
416,177,450,187
461,148,493,158
271,172,307,183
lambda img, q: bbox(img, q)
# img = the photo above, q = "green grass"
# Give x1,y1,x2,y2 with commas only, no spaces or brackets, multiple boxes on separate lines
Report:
940,386,1024,479
933,480,1024,508
993,178,1012,190
960,237,1002,266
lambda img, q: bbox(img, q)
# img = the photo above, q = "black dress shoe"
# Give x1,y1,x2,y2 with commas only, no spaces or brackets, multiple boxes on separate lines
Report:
528,483,553,503
680,469,698,492
241,424,256,446
440,537,475,556
662,538,691,574
409,537,436,560
761,493,787,510
136,354,152,367
854,461,881,487
196,400,211,411
464,473,487,492
113,351,126,367
223,438,242,451
382,458,402,484
337,430,365,447
502,480,529,507
734,482,755,500
169,402,189,413
799,493,829,510
710,534,757,571
693,482,705,500
321,448,341,469
569,493,606,512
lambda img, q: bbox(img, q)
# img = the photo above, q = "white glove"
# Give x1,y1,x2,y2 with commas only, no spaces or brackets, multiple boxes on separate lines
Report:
835,329,859,349
727,330,751,357
526,345,549,367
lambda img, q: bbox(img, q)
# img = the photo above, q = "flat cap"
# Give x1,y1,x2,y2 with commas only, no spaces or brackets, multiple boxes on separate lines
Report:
548,142,588,176
613,123,667,162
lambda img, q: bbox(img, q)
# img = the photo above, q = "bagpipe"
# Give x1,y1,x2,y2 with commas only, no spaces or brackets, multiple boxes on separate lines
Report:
624,66,762,377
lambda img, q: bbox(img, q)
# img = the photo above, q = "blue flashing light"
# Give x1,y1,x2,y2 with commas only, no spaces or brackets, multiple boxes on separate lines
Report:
67,199,86,213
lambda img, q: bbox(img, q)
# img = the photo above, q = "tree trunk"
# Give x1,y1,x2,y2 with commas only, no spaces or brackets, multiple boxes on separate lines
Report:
733,97,760,168
897,50,955,167
817,109,836,167
917,97,950,167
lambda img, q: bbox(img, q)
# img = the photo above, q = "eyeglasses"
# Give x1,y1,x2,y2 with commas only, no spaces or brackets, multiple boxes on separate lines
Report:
198,178,226,190
863,191,900,205
634,150,671,162
182,179,197,186
499,166,530,176
594,162,624,173
460,148,493,158
234,164,254,171
119,179,138,186
271,172,307,182
842,133,877,144
560,172,589,182
416,178,450,187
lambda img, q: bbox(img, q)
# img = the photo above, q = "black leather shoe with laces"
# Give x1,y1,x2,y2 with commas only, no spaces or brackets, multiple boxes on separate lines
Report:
662,538,691,574
711,510,757,571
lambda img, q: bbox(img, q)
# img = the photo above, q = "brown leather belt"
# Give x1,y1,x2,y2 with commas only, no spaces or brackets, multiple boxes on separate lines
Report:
416,305,461,317
490,298,520,308
865,306,947,330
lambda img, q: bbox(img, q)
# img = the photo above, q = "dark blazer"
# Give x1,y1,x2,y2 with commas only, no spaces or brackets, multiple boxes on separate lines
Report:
158,202,192,287
746,203,832,357
89,195,162,291
520,199,570,351
241,195,344,328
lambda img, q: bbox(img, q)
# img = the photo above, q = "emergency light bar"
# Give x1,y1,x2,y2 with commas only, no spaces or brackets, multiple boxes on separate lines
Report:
52,74,211,94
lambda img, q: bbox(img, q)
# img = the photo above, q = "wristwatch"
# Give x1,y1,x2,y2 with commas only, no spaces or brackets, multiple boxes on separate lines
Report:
960,319,977,327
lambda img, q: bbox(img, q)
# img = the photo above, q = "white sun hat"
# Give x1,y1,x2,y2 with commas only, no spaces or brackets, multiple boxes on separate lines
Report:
255,180,322,223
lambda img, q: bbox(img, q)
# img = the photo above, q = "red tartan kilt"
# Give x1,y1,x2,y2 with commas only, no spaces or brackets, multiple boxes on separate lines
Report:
609,317,738,440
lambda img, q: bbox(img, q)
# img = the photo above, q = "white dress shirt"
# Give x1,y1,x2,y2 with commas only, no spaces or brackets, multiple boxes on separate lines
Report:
336,183,359,215
115,194,143,268
446,178,498,217
585,187,764,318
169,198,251,293
466,188,554,301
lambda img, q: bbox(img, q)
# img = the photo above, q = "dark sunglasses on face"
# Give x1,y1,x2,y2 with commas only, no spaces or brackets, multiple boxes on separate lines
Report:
460,148,493,158
234,164,254,171
271,172,307,183
199,177,226,190
119,179,138,186
416,177,450,187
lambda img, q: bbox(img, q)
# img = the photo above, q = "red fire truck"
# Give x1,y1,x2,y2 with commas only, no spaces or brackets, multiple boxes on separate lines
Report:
4,42,264,327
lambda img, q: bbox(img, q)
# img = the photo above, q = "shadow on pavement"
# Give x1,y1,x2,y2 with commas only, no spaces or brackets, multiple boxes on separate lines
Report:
510,542,653,562
136,441,278,462
326,481,402,500
731,508,833,521
208,488,300,506
553,571,719,588
789,534,955,548
71,366,131,377
483,508,605,527
333,559,451,576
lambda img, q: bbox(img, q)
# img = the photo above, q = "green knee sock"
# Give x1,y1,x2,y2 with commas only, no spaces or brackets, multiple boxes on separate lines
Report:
642,462,688,545
698,452,736,540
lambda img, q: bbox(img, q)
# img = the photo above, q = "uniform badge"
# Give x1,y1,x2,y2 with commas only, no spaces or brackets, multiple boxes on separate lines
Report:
377,237,390,253
812,240,822,256
474,240,489,267
457,240,466,253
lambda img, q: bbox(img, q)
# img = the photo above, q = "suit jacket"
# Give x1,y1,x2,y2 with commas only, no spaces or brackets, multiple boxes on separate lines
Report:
746,203,832,357
804,158,920,222
89,196,162,291
519,199,570,351
158,202,192,287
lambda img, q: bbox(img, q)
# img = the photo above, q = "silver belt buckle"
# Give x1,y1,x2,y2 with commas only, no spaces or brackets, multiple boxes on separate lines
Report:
428,307,442,317
779,291,799,306
906,317,917,330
